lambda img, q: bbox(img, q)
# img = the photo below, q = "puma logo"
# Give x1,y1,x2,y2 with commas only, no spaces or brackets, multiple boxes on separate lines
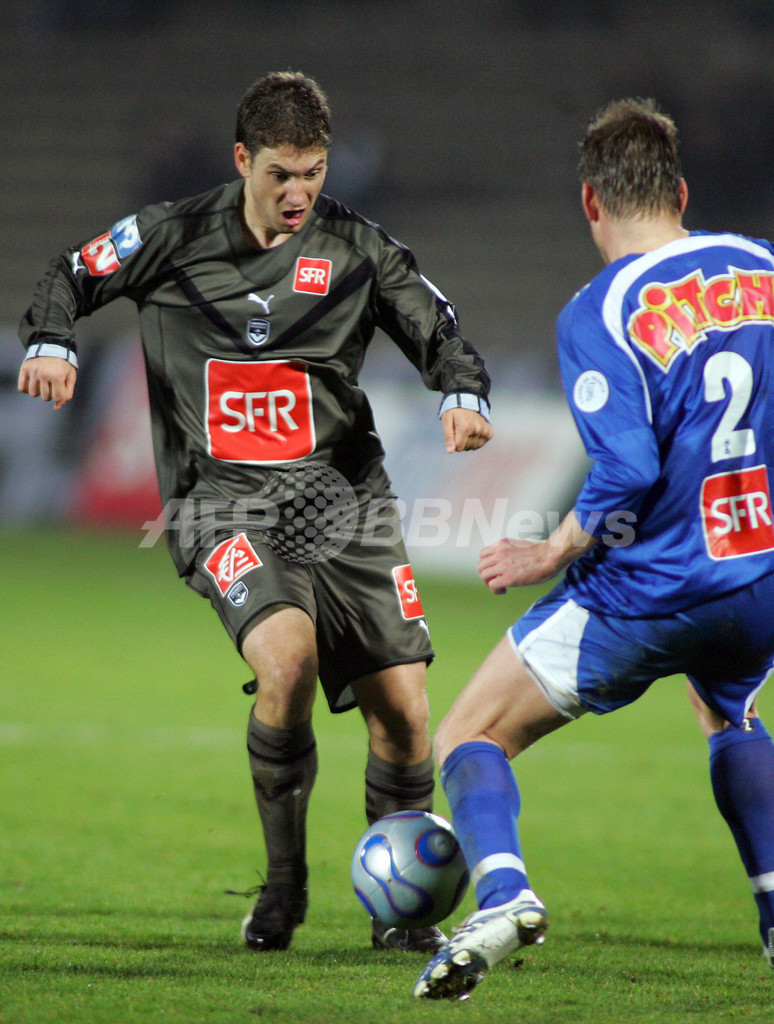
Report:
247,292,275,315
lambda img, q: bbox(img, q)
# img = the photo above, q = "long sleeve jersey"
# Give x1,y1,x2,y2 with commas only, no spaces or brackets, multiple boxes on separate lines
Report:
20,181,491,575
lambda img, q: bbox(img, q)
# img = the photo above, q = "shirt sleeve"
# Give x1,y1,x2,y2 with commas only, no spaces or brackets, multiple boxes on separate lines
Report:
18,205,170,359
557,296,660,537
371,235,491,402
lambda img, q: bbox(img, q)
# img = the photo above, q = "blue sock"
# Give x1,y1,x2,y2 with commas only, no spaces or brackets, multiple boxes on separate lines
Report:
709,718,774,944
441,740,529,909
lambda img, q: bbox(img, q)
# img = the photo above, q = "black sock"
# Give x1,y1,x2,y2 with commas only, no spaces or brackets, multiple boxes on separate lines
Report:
246,715,317,888
365,747,435,825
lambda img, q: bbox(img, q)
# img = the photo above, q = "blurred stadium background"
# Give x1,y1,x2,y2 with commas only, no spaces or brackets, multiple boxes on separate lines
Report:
3,0,774,570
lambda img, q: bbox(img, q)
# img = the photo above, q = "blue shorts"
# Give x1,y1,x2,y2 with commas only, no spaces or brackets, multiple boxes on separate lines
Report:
509,574,774,727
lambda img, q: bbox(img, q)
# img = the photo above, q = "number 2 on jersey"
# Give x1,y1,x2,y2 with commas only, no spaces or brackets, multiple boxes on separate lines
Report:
703,351,756,462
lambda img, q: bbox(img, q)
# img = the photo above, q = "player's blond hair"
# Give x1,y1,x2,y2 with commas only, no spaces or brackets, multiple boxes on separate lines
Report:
578,98,683,219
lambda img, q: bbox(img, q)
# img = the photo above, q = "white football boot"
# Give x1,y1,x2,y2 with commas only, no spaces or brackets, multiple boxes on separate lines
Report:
412,888,548,1000
764,927,774,969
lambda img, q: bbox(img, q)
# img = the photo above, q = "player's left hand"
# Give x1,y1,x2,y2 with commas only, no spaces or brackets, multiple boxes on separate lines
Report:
441,409,493,453
478,537,558,594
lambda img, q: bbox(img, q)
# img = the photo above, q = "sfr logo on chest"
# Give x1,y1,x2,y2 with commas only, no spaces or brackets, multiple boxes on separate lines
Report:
293,257,332,295
205,359,316,463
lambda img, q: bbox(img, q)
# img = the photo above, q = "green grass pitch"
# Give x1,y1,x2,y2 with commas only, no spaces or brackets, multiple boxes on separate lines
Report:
1,527,772,1023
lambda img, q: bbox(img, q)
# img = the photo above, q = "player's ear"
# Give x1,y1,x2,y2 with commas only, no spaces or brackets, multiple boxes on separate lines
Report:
581,182,600,223
234,142,252,179
678,178,688,215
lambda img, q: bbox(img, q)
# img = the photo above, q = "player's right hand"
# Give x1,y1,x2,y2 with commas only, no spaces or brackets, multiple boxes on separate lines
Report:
18,356,77,410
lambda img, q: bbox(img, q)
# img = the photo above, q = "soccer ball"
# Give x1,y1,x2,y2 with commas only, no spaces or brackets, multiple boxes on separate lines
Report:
350,810,469,929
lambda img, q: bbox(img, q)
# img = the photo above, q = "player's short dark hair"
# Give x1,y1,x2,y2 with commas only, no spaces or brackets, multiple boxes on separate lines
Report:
578,98,682,219
236,71,332,156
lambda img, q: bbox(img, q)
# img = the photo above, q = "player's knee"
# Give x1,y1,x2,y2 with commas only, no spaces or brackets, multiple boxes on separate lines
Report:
366,694,431,763
244,636,318,725
251,664,317,725
402,684,431,737
355,664,430,752
385,699,430,749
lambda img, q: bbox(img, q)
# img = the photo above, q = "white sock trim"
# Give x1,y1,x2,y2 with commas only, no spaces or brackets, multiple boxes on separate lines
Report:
750,870,774,894
471,852,526,889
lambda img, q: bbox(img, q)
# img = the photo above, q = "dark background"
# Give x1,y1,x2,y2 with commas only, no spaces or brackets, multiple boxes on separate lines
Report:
2,0,773,523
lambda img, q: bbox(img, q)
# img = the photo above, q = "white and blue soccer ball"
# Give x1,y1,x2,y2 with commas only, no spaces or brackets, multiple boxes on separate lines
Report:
351,810,469,929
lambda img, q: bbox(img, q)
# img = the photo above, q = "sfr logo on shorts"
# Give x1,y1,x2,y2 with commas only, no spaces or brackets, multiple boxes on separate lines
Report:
204,534,262,596
701,464,774,559
293,257,331,295
392,564,425,619
206,359,316,463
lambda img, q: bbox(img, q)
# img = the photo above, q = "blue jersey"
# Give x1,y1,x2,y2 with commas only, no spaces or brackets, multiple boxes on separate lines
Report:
558,231,774,616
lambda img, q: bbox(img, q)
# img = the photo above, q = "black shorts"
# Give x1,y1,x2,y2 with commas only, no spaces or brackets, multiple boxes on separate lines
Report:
186,499,434,712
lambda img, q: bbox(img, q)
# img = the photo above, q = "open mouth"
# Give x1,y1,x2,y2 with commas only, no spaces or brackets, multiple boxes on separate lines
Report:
282,209,306,228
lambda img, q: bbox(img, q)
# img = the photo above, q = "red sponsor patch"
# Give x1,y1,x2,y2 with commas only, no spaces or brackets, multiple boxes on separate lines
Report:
700,464,774,559
80,232,121,276
293,257,332,295
206,359,315,463
204,534,262,596
392,564,425,619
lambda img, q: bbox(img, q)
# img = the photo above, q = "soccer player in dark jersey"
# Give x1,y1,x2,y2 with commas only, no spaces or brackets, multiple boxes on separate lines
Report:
413,98,774,1000
17,71,493,954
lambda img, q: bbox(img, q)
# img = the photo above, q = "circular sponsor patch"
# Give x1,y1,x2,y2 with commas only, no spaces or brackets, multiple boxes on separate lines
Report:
573,370,609,413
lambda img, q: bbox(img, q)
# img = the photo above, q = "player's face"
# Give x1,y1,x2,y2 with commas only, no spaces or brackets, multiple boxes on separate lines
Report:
236,142,328,247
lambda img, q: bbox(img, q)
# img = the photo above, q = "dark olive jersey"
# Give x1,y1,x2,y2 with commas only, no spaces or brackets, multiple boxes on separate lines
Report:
19,180,490,575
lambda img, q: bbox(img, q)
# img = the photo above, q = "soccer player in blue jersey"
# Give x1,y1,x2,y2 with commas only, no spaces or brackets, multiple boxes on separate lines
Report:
413,97,774,1000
